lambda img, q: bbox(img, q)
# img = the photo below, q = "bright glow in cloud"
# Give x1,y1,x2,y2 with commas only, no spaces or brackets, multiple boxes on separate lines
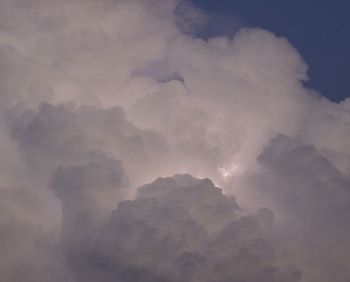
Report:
218,162,242,179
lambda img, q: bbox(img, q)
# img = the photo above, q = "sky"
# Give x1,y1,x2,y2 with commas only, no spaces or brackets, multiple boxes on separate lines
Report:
0,1,350,282
191,0,350,102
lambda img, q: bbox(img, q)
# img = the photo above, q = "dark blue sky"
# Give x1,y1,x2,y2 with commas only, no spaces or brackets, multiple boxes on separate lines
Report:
191,0,350,102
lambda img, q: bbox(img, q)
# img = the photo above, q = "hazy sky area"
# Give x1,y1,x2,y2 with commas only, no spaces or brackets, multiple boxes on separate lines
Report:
0,1,350,282
191,0,350,102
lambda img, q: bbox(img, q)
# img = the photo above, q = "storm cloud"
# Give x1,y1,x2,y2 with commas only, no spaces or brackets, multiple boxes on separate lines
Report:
0,0,350,281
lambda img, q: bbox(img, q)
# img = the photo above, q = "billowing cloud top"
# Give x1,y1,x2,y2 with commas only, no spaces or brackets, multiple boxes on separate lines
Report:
0,0,350,281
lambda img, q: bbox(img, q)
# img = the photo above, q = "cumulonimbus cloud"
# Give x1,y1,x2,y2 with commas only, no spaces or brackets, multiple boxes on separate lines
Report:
0,0,349,281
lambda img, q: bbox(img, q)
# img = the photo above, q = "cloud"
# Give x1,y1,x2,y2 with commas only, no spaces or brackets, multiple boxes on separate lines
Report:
62,175,301,282
50,155,128,242
0,0,349,281
252,135,350,281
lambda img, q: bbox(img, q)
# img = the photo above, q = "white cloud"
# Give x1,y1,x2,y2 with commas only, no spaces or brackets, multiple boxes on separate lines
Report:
0,0,349,281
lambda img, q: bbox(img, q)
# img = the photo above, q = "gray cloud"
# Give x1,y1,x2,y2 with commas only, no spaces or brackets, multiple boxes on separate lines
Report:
253,135,350,282
63,175,301,282
50,155,128,242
